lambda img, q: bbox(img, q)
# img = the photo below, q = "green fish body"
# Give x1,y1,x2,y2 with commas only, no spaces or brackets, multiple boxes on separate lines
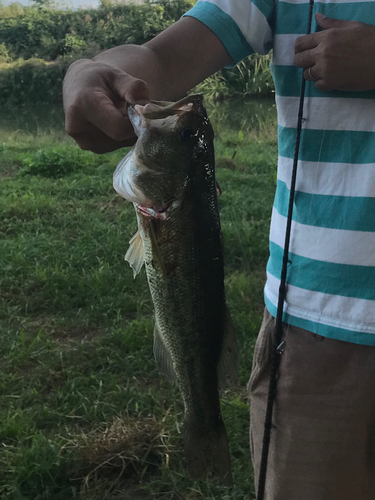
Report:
113,95,237,485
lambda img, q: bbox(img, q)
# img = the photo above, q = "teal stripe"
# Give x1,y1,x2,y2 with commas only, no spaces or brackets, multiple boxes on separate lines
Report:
275,180,375,232
264,295,375,346
271,65,375,99
278,126,375,164
250,0,275,30
276,1,375,35
267,241,375,300
183,2,254,65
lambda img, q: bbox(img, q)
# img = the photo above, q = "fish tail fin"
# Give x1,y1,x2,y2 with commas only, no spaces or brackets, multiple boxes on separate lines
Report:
184,417,233,486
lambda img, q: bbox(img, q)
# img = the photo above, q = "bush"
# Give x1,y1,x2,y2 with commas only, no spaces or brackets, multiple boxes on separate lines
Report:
20,147,94,177
0,42,10,62
196,55,274,100
0,1,195,61
0,58,66,107
0,0,274,105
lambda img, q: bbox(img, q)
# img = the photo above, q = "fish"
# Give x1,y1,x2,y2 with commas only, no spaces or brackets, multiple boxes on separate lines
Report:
113,94,238,485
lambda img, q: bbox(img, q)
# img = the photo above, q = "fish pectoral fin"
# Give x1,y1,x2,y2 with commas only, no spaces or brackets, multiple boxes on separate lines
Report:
153,323,177,383
218,305,238,389
125,231,144,278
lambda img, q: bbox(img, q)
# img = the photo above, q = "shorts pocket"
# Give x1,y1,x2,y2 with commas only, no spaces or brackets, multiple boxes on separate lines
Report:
247,308,275,394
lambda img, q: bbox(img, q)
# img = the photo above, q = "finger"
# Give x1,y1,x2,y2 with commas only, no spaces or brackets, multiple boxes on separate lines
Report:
294,33,319,54
82,91,135,142
294,48,316,68
314,79,334,92
315,13,353,30
73,126,137,154
303,66,320,82
111,72,150,106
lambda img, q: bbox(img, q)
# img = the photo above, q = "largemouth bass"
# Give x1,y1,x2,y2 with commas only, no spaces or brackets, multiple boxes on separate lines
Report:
113,95,237,485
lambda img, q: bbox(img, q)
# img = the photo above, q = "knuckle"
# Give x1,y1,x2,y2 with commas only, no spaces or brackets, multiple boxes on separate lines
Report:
125,78,149,102
128,78,146,93
76,140,92,151
315,80,330,92
294,37,302,53
293,54,301,66
89,145,108,154
65,117,81,138
320,45,331,60
65,124,78,138
319,61,329,76
76,138,105,153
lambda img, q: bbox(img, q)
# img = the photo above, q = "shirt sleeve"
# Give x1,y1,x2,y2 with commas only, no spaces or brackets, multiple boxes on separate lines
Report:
183,0,275,65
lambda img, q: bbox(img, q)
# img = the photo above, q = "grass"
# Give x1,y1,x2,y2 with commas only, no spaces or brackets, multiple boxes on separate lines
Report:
0,98,277,499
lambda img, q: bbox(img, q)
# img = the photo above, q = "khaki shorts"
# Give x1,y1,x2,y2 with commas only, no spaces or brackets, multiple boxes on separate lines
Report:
249,308,375,500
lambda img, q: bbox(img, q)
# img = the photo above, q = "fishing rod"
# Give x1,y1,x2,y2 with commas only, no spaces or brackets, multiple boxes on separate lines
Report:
256,0,315,498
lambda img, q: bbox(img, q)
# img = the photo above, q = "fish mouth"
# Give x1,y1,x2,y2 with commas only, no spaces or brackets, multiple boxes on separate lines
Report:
128,95,204,136
135,199,181,220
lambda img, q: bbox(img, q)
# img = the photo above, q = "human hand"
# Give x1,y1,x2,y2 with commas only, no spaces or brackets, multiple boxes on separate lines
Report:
63,59,149,154
294,13,375,91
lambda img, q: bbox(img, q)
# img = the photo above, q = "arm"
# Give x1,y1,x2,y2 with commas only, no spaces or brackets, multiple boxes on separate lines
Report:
294,13,375,92
63,17,232,153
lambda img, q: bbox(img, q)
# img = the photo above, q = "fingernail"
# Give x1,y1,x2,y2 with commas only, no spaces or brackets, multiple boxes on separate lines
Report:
136,99,150,106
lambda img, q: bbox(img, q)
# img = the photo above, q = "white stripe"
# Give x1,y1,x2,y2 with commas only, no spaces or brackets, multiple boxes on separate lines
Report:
278,156,375,198
273,34,301,66
276,96,375,131
270,208,375,266
202,0,273,54
265,273,375,332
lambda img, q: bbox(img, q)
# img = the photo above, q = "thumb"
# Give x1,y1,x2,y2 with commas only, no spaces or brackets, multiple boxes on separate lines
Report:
112,71,150,107
315,13,351,30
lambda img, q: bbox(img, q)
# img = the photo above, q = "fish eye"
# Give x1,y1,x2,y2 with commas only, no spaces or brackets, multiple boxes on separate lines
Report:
179,128,196,142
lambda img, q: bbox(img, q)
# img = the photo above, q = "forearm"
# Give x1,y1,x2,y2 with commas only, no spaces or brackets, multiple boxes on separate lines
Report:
63,17,231,153
92,17,232,100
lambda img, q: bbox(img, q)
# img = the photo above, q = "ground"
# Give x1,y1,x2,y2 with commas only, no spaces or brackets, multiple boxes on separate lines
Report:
0,98,277,499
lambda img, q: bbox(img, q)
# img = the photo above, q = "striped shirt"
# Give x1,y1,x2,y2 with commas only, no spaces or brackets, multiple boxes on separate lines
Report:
185,0,375,346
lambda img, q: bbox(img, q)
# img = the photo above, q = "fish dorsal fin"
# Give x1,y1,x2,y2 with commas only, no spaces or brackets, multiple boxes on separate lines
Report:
218,306,238,389
125,231,144,278
153,322,177,383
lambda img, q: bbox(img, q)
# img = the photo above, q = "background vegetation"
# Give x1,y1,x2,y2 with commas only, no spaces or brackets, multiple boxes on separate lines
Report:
0,0,273,107
1,0,277,498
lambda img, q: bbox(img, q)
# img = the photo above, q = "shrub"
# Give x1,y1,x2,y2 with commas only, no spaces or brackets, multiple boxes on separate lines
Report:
20,147,93,177
0,41,10,62
0,58,67,107
0,0,274,105
0,1,195,61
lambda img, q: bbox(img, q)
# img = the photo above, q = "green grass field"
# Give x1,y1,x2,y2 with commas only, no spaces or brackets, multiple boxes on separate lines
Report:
0,98,277,500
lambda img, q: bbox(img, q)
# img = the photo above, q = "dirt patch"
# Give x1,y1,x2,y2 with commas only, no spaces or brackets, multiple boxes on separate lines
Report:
70,415,176,496
13,316,100,349
50,323,100,350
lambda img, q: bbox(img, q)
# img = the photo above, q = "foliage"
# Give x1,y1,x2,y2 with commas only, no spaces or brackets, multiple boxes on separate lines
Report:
0,58,67,107
196,54,273,101
0,1,195,60
0,0,273,104
0,99,277,499
20,147,95,177
0,41,10,62
0,0,25,19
